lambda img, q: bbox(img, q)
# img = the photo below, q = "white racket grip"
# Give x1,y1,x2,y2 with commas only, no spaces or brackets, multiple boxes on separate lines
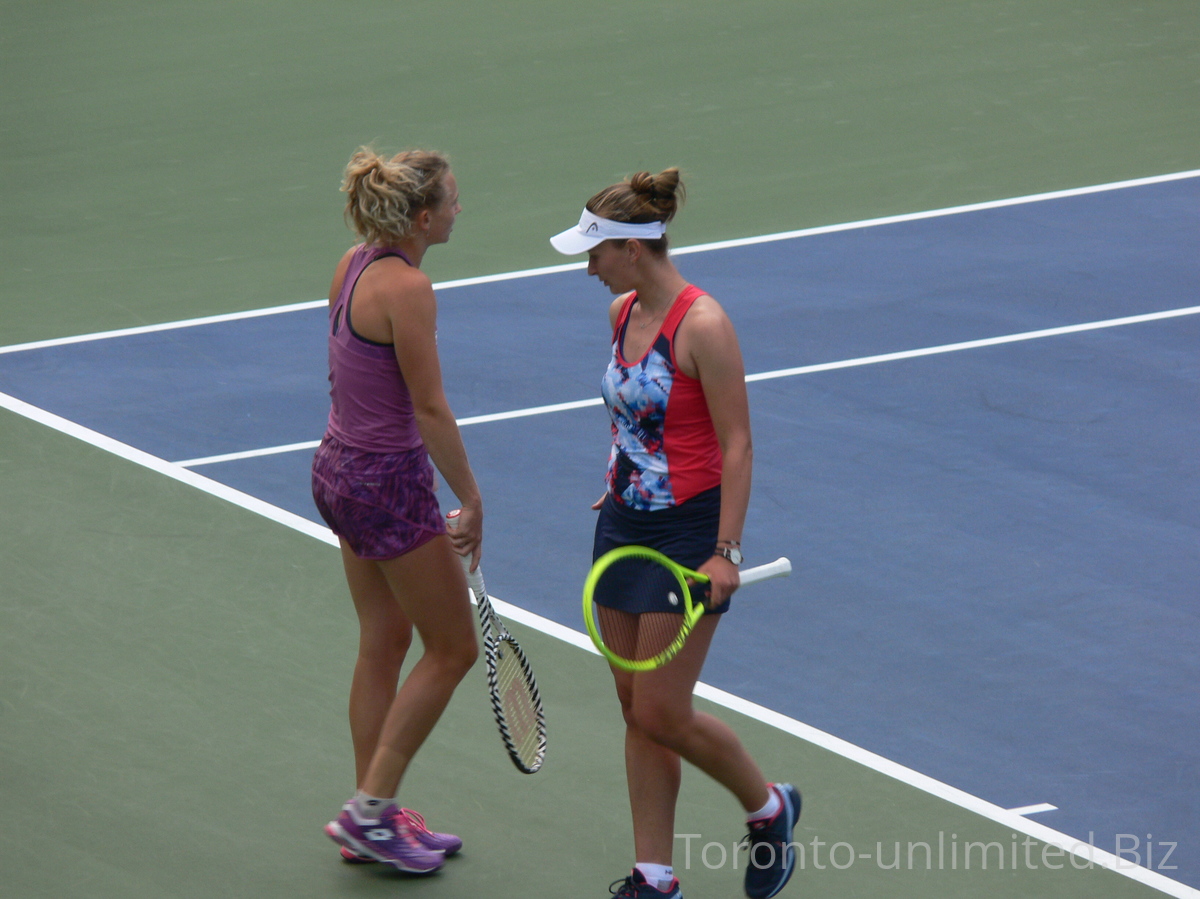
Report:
445,509,486,596
465,565,486,597
739,556,792,586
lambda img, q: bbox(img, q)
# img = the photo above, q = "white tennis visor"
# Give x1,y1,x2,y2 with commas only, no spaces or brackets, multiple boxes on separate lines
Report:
549,209,667,254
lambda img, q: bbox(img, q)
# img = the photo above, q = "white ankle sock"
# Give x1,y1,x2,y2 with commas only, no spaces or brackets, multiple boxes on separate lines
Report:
747,786,781,822
635,863,675,891
352,791,392,822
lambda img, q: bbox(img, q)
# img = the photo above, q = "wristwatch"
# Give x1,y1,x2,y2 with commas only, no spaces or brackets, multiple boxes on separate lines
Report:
714,545,743,566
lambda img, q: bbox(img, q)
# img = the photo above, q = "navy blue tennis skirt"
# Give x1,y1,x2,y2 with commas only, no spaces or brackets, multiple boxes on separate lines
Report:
591,486,729,615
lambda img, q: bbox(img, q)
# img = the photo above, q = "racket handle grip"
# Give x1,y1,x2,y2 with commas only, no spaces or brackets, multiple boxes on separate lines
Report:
740,556,792,585
445,509,486,595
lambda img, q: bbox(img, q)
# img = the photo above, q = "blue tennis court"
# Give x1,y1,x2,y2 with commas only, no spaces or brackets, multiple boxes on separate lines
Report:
3,174,1197,891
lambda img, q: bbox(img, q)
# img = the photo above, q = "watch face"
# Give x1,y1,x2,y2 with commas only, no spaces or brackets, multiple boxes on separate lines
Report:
722,547,742,565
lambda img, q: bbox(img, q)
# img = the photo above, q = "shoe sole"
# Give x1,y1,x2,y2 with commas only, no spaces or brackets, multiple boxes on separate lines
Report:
336,831,460,861
342,842,459,861
324,821,443,874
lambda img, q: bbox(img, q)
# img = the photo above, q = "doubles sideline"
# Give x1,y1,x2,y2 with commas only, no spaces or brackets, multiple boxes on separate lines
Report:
167,302,1200,468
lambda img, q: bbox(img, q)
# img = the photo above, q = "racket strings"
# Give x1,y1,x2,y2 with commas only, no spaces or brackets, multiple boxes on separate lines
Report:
591,554,692,665
596,607,691,664
492,639,544,767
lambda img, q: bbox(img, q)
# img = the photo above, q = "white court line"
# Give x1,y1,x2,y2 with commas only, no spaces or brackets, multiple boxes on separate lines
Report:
693,682,1199,897
175,440,323,469
670,167,1200,258
0,168,1196,358
744,304,1200,383
1010,803,1060,817
173,398,608,467
0,390,337,547
173,303,1200,468
0,300,329,357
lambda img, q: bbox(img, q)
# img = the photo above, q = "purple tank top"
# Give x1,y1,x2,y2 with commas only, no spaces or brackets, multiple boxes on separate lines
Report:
324,244,425,453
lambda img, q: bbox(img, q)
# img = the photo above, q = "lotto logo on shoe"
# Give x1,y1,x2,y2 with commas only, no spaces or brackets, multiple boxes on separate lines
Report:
366,828,393,841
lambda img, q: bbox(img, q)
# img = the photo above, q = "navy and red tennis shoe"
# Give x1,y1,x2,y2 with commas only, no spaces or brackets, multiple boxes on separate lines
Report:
604,782,802,898
743,783,803,898
609,868,683,898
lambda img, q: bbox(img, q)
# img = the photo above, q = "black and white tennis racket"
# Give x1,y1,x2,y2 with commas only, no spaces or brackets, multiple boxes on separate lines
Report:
446,510,547,774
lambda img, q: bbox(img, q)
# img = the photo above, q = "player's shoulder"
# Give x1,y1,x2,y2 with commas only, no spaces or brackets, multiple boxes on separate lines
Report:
686,284,722,310
375,252,429,282
678,289,739,361
366,253,434,299
681,289,731,330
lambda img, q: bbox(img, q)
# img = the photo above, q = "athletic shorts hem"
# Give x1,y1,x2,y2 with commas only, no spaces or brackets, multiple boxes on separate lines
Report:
311,434,445,561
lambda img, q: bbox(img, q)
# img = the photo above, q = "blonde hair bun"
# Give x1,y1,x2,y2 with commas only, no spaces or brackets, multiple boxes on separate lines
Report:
341,147,450,245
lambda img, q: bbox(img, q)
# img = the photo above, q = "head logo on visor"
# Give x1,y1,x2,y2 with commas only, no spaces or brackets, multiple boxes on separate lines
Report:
550,209,666,255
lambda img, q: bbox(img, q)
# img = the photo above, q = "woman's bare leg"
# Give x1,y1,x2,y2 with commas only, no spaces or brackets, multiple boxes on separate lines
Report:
340,540,414,785
341,534,477,799
613,615,770,865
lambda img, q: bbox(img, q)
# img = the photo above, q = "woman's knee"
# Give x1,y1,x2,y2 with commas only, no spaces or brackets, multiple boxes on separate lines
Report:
454,633,480,674
358,622,414,673
422,628,478,679
615,677,689,744
629,695,691,748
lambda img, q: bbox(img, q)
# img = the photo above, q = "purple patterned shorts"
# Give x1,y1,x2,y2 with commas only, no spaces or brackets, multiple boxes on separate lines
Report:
311,434,445,561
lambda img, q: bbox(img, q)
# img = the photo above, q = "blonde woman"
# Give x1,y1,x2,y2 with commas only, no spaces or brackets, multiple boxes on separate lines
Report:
312,148,481,873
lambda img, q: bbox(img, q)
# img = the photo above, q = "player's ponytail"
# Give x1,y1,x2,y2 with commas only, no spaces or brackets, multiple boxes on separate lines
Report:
627,168,685,222
342,147,450,246
585,168,686,255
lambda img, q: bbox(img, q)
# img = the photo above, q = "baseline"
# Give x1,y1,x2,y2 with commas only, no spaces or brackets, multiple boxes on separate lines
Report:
1,168,1195,359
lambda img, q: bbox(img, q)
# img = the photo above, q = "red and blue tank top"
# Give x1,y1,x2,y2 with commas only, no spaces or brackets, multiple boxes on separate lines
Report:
325,244,425,453
602,285,723,511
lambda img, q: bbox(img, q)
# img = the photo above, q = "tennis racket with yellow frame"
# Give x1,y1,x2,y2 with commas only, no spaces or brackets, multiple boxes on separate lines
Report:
583,545,791,672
